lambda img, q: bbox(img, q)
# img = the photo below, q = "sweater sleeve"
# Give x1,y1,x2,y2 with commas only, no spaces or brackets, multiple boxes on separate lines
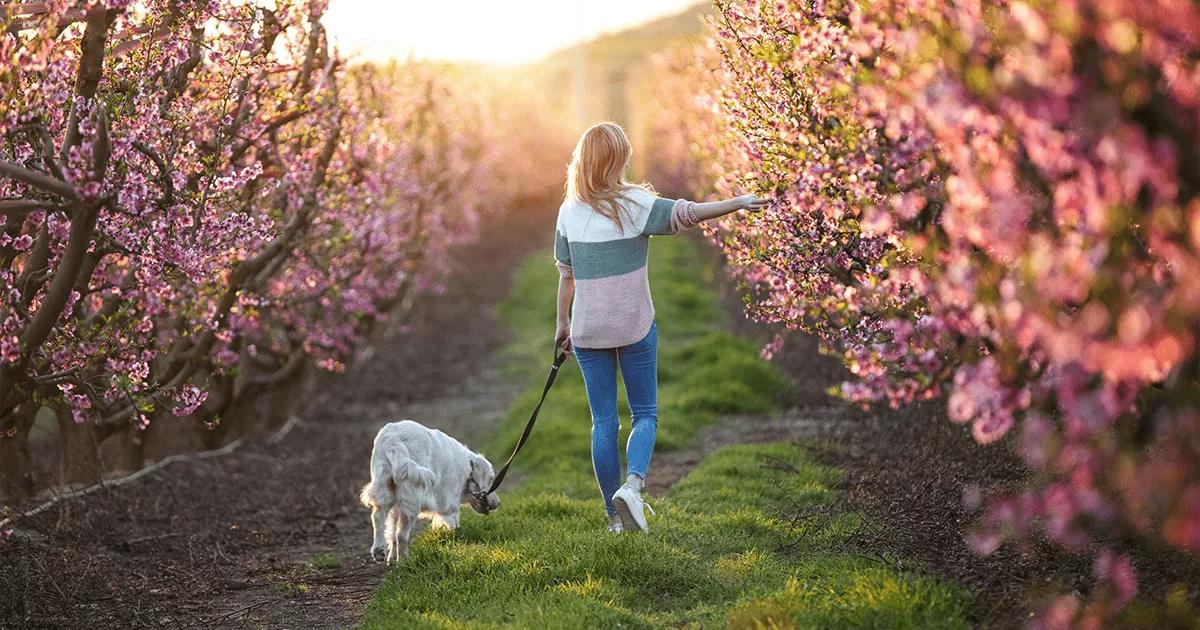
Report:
642,197,700,236
554,228,573,278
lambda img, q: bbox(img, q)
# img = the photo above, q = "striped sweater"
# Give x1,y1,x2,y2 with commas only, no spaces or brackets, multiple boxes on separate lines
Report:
554,187,699,349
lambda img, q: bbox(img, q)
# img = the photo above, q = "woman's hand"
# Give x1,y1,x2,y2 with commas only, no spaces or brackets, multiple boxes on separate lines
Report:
692,194,772,223
733,194,770,212
555,321,573,355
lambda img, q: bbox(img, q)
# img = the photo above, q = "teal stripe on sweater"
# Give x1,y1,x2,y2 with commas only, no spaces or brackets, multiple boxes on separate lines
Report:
642,198,677,236
566,236,649,280
554,230,571,265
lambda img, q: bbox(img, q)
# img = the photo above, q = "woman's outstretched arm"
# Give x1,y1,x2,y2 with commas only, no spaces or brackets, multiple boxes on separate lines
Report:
644,194,770,236
555,273,575,354
691,194,769,222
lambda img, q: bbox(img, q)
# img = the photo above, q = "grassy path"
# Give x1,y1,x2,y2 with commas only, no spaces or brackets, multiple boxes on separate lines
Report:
363,238,969,629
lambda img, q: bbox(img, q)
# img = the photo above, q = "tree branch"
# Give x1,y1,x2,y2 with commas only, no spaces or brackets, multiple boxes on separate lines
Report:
0,161,77,200
131,141,174,206
243,345,306,392
15,221,50,303
8,122,65,179
110,24,167,57
0,198,51,215
227,108,309,165
59,4,111,164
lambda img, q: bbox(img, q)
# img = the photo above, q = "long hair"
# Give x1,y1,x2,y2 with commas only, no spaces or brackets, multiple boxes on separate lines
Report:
565,122,645,232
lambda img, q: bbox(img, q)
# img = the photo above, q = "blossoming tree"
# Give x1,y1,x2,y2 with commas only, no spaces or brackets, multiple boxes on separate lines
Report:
0,1,501,494
644,0,1200,623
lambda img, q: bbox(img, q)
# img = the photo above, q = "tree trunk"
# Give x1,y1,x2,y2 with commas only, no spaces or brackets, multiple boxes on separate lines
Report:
264,364,308,433
201,389,258,449
55,406,101,487
307,362,338,395
0,404,36,500
194,372,235,450
120,422,147,472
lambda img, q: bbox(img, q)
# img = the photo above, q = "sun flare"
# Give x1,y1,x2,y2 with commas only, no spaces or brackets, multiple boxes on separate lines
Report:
323,0,702,64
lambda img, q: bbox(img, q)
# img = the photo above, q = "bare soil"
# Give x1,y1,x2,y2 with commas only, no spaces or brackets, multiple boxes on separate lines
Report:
0,207,548,630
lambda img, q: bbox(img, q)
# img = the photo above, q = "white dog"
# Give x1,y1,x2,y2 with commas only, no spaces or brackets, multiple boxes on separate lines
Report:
359,420,501,562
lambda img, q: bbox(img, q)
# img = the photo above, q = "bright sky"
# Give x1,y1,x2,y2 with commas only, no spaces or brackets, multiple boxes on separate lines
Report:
323,0,701,65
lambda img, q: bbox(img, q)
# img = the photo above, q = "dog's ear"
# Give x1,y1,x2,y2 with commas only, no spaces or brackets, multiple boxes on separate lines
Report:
470,453,493,483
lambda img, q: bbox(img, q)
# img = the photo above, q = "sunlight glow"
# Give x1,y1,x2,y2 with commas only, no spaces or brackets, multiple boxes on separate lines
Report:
323,0,703,65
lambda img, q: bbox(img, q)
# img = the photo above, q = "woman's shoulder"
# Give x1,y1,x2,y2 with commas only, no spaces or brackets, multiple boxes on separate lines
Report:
556,198,589,233
620,186,664,228
621,185,656,207
557,197,579,218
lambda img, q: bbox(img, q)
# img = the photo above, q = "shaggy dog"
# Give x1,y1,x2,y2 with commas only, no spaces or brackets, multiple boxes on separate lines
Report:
359,420,501,562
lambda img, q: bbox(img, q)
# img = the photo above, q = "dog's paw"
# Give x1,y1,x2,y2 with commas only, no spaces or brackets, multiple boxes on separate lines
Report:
368,545,384,562
384,544,408,564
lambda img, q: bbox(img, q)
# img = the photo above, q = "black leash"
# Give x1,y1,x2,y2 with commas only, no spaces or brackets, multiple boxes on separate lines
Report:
474,347,568,510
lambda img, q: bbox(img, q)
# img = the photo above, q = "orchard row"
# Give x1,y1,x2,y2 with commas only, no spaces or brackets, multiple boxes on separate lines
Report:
0,1,563,501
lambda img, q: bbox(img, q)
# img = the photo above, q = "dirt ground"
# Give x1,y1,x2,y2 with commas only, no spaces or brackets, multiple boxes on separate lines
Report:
0,208,547,630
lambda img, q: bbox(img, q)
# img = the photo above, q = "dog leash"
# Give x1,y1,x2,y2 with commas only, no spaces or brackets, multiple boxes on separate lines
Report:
474,346,569,511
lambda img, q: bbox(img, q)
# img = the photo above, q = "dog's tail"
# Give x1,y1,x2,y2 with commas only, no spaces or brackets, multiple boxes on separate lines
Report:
359,444,436,508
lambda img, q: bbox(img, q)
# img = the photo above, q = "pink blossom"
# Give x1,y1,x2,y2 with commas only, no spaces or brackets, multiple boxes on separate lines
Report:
10,234,33,251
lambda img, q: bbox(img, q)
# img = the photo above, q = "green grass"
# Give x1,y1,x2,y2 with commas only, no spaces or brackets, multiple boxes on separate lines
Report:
363,237,969,629
307,552,343,570
275,580,311,597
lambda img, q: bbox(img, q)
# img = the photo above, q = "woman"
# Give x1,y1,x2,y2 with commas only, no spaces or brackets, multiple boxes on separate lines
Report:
553,122,767,533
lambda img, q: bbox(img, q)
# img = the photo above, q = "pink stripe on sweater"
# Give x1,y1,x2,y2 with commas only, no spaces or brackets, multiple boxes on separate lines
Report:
670,199,700,233
570,266,655,349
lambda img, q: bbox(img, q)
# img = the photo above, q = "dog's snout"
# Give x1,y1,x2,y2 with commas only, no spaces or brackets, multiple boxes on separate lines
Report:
487,494,500,510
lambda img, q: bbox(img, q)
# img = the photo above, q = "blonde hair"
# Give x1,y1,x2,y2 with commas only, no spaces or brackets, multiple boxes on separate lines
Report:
565,122,645,232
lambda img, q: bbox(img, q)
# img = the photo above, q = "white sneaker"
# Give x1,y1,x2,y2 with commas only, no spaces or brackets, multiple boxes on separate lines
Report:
607,513,624,534
612,484,655,533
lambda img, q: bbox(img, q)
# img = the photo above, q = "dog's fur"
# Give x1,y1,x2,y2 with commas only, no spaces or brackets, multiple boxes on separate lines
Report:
359,420,500,562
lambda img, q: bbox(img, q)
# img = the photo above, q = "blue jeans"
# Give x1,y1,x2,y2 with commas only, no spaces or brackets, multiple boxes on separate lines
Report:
574,322,658,515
